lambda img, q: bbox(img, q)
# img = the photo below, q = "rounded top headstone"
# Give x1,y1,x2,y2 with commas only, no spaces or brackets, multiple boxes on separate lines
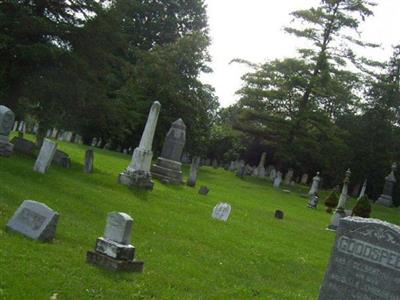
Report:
0,105,15,136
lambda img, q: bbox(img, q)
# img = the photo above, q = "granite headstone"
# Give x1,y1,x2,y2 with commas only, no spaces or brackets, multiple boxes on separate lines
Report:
6,200,59,242
319,217,400,300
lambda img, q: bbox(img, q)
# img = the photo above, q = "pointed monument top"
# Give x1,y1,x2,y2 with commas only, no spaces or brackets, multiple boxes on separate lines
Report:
172,118,186,129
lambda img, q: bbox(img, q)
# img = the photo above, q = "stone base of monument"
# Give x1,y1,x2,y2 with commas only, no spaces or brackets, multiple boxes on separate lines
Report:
151,157,183,184
87,251,144,272
376,194,393,207
118,170,154,190
87,238,144,272
0,140,14,157
327,208,346,231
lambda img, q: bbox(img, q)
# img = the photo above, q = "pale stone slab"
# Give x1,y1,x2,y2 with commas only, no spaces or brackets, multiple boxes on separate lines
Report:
6,200,59,242
319,217,400,300
212,203,231,221
33,139,57,174
84,149,94,173
104,212,133,245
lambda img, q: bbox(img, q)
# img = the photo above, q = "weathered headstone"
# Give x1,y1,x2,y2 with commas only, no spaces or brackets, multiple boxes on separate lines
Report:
87,212,144,272
308,172,321,195
254,152,267,178
328,169,351,231
236,160,246,178
212,203,231,221
187,156,200,187
274,210,284,219
52,150,71,168
10,137,37,156
119,101,161,190
198,186,209,196
283,168,294,185
358,179,367,200
269,167,277,181
151,119,186,184
301,173,309,185
84,149,94,173
229,161,236,172
376,163,397,207
12,121,18,132
6,200,59,242
319,217,400,300
33,139,57,174
273,171,282,188
0,105,15,157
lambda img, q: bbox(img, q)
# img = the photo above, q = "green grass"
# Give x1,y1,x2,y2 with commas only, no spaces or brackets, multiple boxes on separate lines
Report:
0,134,399,299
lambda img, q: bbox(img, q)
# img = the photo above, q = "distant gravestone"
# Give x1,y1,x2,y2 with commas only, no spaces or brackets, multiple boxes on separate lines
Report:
33,139,57,174
187,156,200,187
301,173,309,185
212,203,231,221
283,168,294,185
10,137,36,156
0,105,15,157
318,217,400,300
52,150,71,168
6,200,59,242
198,186,209,196
274,210,284,219
84,149,94,173
273,171,282,188
87,212,144,272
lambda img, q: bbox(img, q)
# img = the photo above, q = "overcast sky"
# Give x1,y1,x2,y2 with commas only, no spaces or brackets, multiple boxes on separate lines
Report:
200,0,400,107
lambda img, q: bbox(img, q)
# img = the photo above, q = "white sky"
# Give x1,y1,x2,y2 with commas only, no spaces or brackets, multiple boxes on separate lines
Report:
200,0,400,107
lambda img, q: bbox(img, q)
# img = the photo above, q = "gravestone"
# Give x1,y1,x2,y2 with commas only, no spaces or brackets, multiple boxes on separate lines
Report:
119,101,161,190
269,167,277,181
84,149,94,173
274,210,284,219
187,156,200,187
284,168,294,185
10,137,37,156
51,128,58,139
33,139,57,174
198,186,209,196
6,200,59,242
301,173,309,185
236,160,246,178
255,152,266,178
318,217,400,300
328,169,351,231
0,105,15,156
229,161,236,172
13,121,18,131
52,150,71,168
87,212,144,272
376,163,397,207
212,203,231,221
151,119,186,184
308,172,321,195
273,171,282,188
358,180,367,200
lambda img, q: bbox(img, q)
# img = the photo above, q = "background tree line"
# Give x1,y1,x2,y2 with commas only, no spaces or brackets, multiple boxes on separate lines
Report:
1,0,399,205
0,0,219,154
207,0,400,205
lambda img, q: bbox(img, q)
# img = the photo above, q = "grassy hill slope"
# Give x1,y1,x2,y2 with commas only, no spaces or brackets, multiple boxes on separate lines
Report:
0,135,399,299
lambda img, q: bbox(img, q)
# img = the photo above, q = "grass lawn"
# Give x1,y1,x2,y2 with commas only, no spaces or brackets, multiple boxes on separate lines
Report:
1,134,399,299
